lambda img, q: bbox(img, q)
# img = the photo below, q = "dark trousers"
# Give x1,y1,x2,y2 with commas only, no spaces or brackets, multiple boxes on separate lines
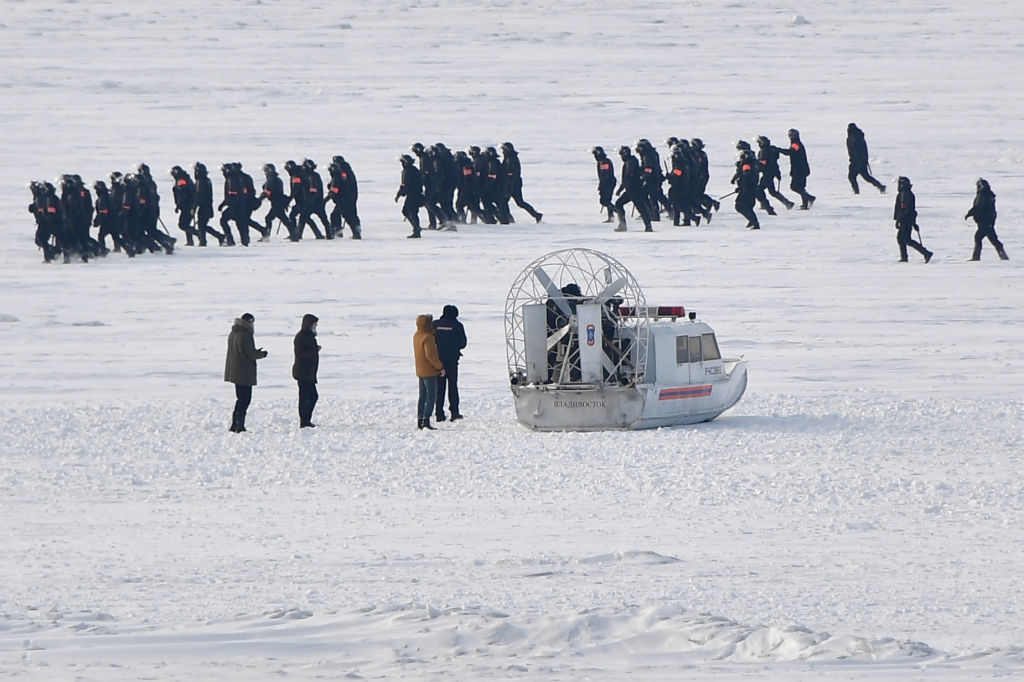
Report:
297,380,318,426
265,201,295,238
232,384,252,431
436,362,460,418
973,222,1005,259
897,224,929,260
417,376,438,421
790,175,815,207
176,207,201,245
848,162,885,193
735,193,760,228
614,189,652,229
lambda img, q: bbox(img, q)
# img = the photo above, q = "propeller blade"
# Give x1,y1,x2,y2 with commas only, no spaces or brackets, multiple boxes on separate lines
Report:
594,276,626,302
534,266,572,317
546,323,572,351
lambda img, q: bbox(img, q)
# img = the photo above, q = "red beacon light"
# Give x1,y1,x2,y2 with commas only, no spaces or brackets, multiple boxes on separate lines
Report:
618,305,686,320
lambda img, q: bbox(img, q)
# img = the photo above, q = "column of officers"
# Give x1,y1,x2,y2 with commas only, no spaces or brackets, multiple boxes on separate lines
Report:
396,141,542,238
29,156,362,263
591,124,1009,262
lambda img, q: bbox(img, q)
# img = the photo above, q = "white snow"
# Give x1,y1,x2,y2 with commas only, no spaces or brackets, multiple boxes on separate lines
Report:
1,1,1023,680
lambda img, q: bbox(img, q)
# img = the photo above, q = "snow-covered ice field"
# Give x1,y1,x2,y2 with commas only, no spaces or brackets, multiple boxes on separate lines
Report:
2,1,1023,679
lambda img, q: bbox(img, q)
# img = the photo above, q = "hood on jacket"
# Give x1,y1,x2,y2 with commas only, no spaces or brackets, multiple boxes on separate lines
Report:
301,313,319,332
233,316,254,332
416,314,434,332
441,304,459,319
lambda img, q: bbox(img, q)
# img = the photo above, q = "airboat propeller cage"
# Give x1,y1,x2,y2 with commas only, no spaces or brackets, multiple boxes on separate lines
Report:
504,248,748,431
505,248,651,388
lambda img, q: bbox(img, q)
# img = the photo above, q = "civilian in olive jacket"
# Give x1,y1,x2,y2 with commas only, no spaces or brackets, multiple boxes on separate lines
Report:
224,313,268,432
292,313,320,428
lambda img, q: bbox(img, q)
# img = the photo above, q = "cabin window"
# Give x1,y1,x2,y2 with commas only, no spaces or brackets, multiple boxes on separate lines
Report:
675,336,690,364
701,333,721,361
688,336,701,363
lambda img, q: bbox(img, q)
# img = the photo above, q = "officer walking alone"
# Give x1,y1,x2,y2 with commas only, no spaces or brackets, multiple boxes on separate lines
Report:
964,178,1008,261
846,123,886,194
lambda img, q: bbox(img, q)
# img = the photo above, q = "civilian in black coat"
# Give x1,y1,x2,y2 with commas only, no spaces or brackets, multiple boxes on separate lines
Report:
433,305,467,421
292,313,321,428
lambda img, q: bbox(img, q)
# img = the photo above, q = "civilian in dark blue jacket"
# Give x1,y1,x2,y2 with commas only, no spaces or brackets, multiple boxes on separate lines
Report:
292,313,321,428
433,305,467,422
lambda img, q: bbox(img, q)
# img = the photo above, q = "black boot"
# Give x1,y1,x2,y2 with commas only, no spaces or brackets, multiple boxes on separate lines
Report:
422,419,436,431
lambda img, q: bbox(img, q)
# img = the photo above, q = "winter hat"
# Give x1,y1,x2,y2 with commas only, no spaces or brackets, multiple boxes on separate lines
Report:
241,313,255,322
442,304,459,318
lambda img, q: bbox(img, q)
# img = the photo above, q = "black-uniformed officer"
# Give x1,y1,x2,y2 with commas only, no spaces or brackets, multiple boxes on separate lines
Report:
965,178,1008,261
613,146,653,232
592,146,617,222
298,159,329,239
779,128,816,209
454,150,481,224
259,163,297,240
170,165,202,246
735,150,761,229
396,154,424,238
893,176,932,262
691,138,719,216
756,135,795,212
846,123,886,194
501,141,542,223
327,155,362,239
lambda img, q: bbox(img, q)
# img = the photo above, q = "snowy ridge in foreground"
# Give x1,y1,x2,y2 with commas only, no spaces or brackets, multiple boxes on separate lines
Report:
4,603,983,677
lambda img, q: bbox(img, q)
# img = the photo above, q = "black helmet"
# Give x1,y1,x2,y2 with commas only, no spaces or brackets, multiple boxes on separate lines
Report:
500,141,514,152
787,128,800,139
263,163,276,174
485,146,497,156
591,145,605,157
332,155,345,165
897,176,911,190
137,162,150,174
454,150,468,159
618,145,631,157
169,165,183,175
302,158,316,169
284,159,297,172
976,178,990,191
467,145,480,155
411,142,425,154
757,135,769,146
194,162,206,175
400,154,414,165
736,140,751,151
691,138,704,150
94,179,108,192
665,136,679,147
